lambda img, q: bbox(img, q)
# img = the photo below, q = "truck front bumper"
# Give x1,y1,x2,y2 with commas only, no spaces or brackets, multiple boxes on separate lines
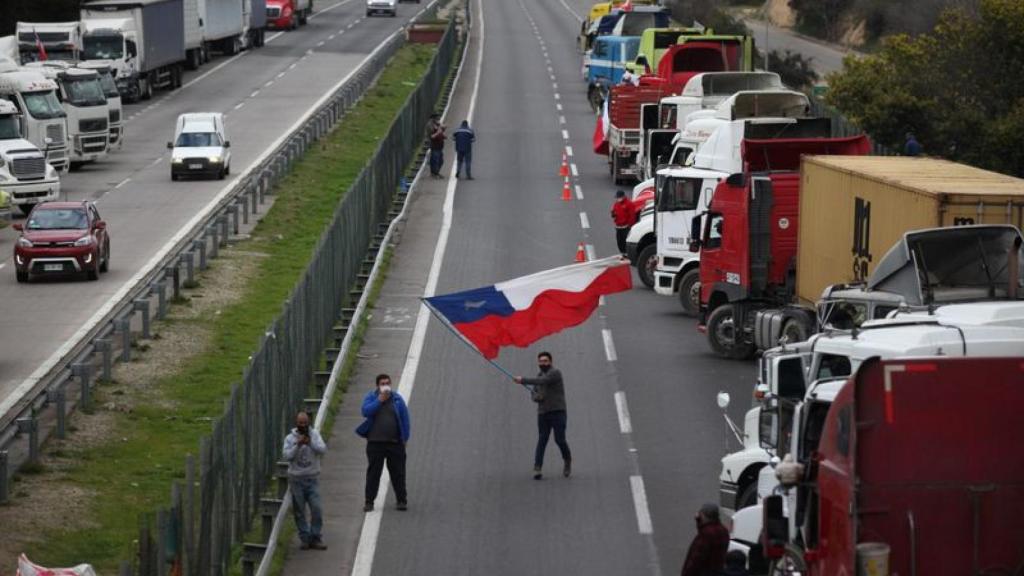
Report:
2,178,60,205
719,481,738,515
72,132,109,162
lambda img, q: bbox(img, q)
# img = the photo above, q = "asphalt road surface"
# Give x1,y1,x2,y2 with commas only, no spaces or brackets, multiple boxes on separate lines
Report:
742,17,857,77
0,0,430,414
366,0,754,574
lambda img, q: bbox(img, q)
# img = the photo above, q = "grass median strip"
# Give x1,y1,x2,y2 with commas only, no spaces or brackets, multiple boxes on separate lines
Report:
5,42,438,572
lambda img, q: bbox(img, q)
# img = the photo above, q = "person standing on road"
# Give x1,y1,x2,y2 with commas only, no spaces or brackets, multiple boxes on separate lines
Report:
356,373,411,511
282,410,328,550
428,118,447,178
452,120,476,180
610,189,638,256
680,503,730,576
514,351,572,480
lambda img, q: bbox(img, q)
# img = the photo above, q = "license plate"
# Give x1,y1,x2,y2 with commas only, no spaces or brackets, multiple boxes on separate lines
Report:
44,264,63,272
189,163,202,169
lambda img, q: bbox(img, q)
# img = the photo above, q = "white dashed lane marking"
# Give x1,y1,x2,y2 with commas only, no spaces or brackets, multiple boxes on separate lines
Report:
630,476,654,534
579,212,590,229
601,328,617,362
614,391,632,434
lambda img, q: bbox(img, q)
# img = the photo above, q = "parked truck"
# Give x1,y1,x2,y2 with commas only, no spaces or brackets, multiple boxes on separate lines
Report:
627,26,708,76
747,156,1024,354
76,60,124,149
16,22,82,64
717,225,1024,514
602,76,675,184
81,0,187,101
585,35,640,113
184,0,206,69
0,67,71,173
203,0,246,56
752,355,1024,576
267,0,313,30
0,99,62,213
656,34,755,93
24,62,111,165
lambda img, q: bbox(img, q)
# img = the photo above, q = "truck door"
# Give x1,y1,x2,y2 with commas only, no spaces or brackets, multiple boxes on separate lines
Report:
655,175,702,269
644,129,678,178
638,103,659,175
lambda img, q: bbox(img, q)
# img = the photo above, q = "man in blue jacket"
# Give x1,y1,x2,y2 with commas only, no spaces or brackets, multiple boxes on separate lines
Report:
452,120,475,180
356,373,411,512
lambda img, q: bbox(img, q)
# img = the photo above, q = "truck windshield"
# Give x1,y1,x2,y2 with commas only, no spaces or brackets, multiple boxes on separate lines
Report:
0,116,20,140
83,36,124,60
176,132,222,147
63,77,106,107
23,91,66,120
96,72,119,99
656,176,701,212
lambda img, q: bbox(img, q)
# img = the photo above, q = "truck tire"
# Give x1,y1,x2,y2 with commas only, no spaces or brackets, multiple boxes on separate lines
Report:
612,154,621,185
707,304,755,360
636,244,657,289
186,49,201,70
737,482,758,509
299,9,308,25
141,76,153,100
677,268,700,316
173,65,183,89
780,316,810,345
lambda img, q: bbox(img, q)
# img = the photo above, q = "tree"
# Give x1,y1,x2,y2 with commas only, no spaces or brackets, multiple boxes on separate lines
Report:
788,0,854,42
826,0,1024,176
765,50,819,90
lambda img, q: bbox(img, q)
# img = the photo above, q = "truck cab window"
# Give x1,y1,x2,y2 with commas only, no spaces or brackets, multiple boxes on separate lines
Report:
815,354,851,381
126,40,138,59
873,305,897,319
705,214,723,249
657,177,700,212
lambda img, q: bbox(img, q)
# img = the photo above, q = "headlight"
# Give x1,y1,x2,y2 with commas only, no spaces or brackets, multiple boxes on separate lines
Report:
17,237,33,248
74,235,94,247
172,157,183,164
208,156,222,163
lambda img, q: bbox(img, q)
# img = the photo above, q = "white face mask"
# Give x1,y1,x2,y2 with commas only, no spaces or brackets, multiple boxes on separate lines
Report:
379,384,392,394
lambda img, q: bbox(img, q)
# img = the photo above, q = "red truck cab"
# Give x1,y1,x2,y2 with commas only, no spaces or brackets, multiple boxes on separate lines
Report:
267,0,310,30
656,36,754,92
764,357,1024,575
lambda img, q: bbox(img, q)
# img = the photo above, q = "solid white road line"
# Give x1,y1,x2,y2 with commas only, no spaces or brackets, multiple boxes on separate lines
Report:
602,328,617,362
114,178,131,189
579,212,590,229
149,157,163,166
557,0,583,21
614,391,632,434
575,184,583,200
630,476,655,534
0,263,7,270
351,0,484,574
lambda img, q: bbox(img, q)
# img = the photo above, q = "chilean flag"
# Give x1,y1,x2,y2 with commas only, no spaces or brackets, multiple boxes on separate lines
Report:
592,97,610,155
34,30,48,62
423,257,632,359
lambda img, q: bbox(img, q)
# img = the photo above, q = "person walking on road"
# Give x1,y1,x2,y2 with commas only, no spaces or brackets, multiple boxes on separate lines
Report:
427,115,447,178
282,410,328,550
452,120,476,179
611,189,638,256
356,374,411,511
680,503,730,576
514,351,572,480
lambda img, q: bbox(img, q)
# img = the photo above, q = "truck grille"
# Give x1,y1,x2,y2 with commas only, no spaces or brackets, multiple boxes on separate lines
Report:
81,135,108,154
267,6,281,17
79,118,108,133
11,157,46,180
46,123,64,144
109,109,121,124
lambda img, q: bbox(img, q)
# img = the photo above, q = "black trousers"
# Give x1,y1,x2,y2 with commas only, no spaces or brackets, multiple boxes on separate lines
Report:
535,410,571,468
615,227,630,255
365,441,407,503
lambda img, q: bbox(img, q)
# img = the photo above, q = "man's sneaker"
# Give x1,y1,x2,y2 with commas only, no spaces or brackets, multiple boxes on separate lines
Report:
300,541,311,550
563,459,572,478
533,466,542,480
397,501,408,511
363,501,373,512
310,540,328,551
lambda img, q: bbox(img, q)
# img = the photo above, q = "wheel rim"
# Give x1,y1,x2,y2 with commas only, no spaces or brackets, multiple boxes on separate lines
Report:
643,255,656,280
686,281,700,311
714,312,738,348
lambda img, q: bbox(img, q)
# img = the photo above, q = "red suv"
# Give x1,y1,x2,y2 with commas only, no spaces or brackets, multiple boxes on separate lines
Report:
13,201,110,283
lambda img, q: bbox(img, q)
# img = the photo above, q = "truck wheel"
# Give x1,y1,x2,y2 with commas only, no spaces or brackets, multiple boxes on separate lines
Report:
677,269,701,316
612,155,621,185
291,14,299,29
299,9,308,25
781,317,810,345
636,244,657,289
187,49,201,70
737,482,758,509
141,76,153,100
707,304,754,360
173,66,183,89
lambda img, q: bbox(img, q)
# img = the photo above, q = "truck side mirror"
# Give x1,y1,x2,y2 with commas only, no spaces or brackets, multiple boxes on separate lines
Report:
762,495,788,559
688,216,702,252
224,141,231,148
758,397,779,450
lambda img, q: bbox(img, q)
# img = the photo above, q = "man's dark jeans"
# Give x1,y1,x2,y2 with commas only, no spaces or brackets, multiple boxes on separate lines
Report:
535,410,571,468
456,150,472,178
290,476,323,544
365,441,408,503
429,148,444,176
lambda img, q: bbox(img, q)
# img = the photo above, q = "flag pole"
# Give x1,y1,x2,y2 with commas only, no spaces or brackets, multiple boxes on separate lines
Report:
420,298,518,381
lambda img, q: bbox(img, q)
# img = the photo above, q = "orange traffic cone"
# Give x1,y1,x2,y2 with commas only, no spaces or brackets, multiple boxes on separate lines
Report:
559,152,570,177
562,178,572,201
575,242,587,262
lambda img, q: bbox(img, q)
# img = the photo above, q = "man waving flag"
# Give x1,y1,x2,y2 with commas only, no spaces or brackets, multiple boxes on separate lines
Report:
423,256,632,361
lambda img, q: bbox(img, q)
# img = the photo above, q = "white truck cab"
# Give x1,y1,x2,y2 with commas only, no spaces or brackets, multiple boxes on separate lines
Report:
0,99,61,213
24,61,110,164
0,67,70,173
76,60,124,149
169,112,231,180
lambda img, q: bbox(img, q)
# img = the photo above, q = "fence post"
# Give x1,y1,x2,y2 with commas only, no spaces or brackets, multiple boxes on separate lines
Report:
133,299,151,339
72,362,93,413
48,387,67,438
0,451,7,503
95,337,113,381
166,265,181,301
117,316,132,362
218,214,229,247
119,560,133,576
151,280,168,320
17,417,38,465
206,225,219,260
181,252,195,287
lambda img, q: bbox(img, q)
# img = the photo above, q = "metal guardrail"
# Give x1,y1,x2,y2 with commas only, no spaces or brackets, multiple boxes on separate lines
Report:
0,0,440,511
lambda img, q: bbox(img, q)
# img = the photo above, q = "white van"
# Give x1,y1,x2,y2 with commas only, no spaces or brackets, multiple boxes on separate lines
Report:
168,112,231,180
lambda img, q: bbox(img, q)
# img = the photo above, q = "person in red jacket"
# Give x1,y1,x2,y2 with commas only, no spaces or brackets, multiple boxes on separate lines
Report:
610,189,638,256
680,503,730,576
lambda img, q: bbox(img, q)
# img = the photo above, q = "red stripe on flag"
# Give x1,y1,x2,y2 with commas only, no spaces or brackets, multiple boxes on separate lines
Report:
453,264,631,359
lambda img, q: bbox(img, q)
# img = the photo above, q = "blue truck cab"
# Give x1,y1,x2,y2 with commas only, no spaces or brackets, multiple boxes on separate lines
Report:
586,35,640,111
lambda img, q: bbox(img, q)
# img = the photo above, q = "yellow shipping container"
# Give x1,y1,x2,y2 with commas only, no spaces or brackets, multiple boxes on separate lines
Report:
796,156,1024,305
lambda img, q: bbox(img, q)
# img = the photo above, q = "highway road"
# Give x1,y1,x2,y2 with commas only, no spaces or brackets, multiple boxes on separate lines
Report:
363,0,754,573
742,17,858,77
0,1,431,414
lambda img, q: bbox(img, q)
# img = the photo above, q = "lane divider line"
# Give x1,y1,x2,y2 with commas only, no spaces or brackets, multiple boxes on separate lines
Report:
570,163,578,177
601,328,617,362
561,129,569,139
614,391,632,434
574,184,583,200
630,476,654,534
565,145,573,157
579,212,589,229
